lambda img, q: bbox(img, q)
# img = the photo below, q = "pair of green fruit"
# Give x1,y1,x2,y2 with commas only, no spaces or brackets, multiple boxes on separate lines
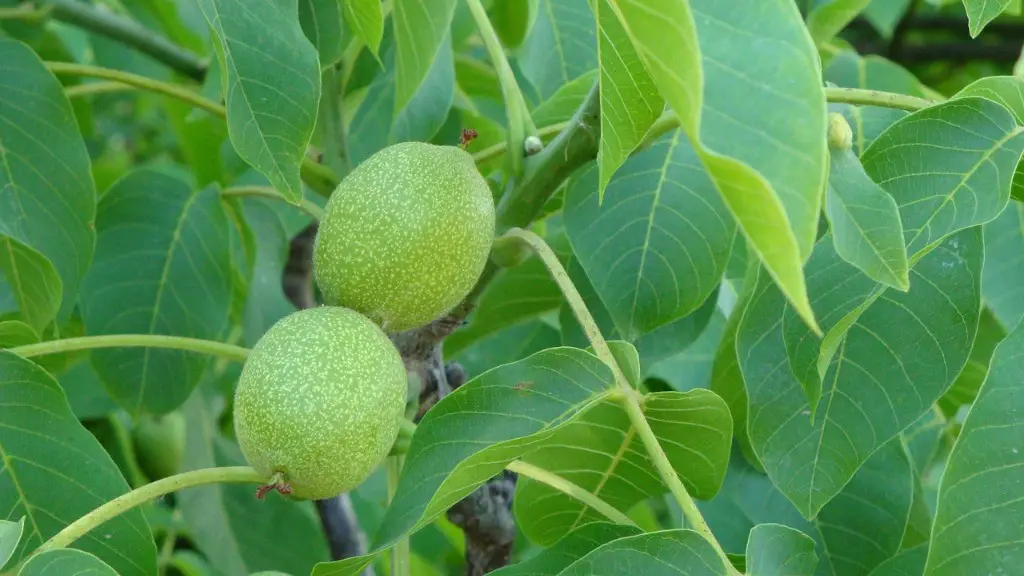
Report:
233,142,495,500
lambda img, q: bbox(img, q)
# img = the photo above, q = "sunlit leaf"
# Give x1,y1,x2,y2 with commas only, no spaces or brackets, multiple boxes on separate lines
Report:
519,0,597,102
963,0,1013,37
925,317,1024,575
739,228,982,518
345,0,384,59
0,351,156,576
18,549,117,576
0,235,61,334
393,0,457,114
516,387,732,545
490,522,642,575
197,0,320,203
79,171,233,414
745,524,817,576
953,76,1024,203
564,131,735,340
0,39,95,324
825,147,909,291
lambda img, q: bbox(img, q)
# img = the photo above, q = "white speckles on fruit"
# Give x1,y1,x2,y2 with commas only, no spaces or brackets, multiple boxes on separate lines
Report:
233,306,407,500
312,142,496,332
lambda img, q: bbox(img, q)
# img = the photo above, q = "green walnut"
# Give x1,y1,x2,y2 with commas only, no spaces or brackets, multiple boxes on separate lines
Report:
313,142,495,332
233,306,407,500
132,411,185,481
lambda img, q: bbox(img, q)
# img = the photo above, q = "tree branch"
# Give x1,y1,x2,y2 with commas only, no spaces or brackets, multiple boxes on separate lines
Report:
47,0,207,80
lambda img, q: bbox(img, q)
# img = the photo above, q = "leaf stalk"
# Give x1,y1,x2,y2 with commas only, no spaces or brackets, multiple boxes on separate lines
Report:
6,334,250,363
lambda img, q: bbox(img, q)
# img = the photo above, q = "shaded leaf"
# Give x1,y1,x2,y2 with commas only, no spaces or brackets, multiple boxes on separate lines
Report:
519,0,597,102
862,0,912,38
393,0,457,113
646,309,727,392
739,228,982,518
0,321,37,349
79,171,233,414
489,0,538,49
963,0,1013,37
594,0,663,200
59,357,118,421
746,524,817,576
299,0,346,67
516,387,732,546
983,204,1024,329
937,307,1005,417
179,392,329,575
0,351,156,576
0,517,24,570
531,70,598,127
0,236,61,334
614,0,827,332
311,347,619,575
345,0,383,59
868,544,927,576
490,522,642,576
924,316,1024,575
197,0,320,203
825,148,909,291
806,0,871,44
564,131,735,341
18,549,117,576
451,320,562,377
557,530,726,575
0,39,95,324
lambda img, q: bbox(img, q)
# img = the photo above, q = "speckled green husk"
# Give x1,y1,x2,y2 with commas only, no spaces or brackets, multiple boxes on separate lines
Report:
233,307,407,500
313,142,495,332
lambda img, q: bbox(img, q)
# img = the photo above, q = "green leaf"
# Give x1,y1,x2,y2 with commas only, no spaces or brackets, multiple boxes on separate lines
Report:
925,316,1024,575
963,0,1013,37
0,517,24,570
983,204,1024,329
393,0,457,114
806,0,871,44
311,347,618,575
937,307,1005,417
197,0,320,203
451,320,562,377
0,321,37,349
532,69,598,127
564,131,735,340
739,228,983,518
556,530,727,575
825,147,910,291
515,387,732,546
489,0,538,49
519,0,597,101
0,39,96,324
18,549,117,576
862,0,912,38
0,351,157,576
953,76,1024,203
0,236,61,334
79,171,233,414
299,0,346,67
180,392,330,575
594,0,663,200
745,524,817,576
345,0,384,59
490,522,642,576
613,0,827,334
861,97,1024,257
824,52,930,98
59,358,118,421
868,544,928,576
647,309,726,392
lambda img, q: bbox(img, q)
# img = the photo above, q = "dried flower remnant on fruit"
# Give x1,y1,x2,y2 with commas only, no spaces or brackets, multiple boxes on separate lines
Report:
460,128,479,149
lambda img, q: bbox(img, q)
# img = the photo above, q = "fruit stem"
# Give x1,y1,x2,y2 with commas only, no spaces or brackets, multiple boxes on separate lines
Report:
221,186,326,220
463,0,537,177
6,334,250,363
386,456,410,576
501,227,738,575
34,467,265,555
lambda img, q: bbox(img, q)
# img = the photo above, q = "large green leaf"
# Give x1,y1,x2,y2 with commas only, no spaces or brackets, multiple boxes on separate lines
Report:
0,517,24,570
953,76,1024,203
489,0,538,49
0,39,95,324
558,530,726,575
861,97,1024,257
647,309,727,392
18,549,117,576
179,392,329,575
862,0,912,37
613,0,827,333
519,0,597,102
937,307,1005,416
739,228,982,518
806,0,871,44
531,69,598,127
0,351,156,576
825,147,909,291
564,131,735,341
963,0,1013,37
312,347,620,575
868,545,927,576
79,171,233,414
393,0,456,114
299,0,346,67
0,236,61,334
197,0,320,203
345,0,383,59
451,319,562,377
516,387,732,546
924,317,1024,575
982,204,1024,329
746,524,817,576
594,0,663,200
490,523,642,576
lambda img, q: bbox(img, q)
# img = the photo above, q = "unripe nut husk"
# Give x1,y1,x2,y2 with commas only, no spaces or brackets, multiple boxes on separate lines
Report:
233,306,407,500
